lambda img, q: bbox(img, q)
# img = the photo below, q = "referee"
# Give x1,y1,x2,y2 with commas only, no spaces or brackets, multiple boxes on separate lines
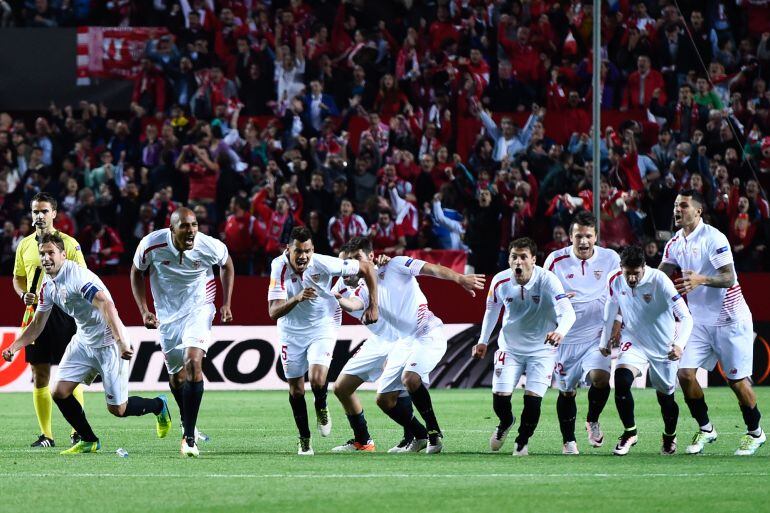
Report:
12,192,87,448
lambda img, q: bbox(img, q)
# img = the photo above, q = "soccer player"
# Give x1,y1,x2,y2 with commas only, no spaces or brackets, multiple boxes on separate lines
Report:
330,237,485,453
267,227,380,456
543,212,620,454
472,237,576,456
659,189,765,455
602,245,693,456
130,207,235,458
12,192,87,448
3,234,172,454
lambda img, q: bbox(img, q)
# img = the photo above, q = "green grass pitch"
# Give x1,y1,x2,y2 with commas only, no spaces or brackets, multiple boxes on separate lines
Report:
1,388,768,513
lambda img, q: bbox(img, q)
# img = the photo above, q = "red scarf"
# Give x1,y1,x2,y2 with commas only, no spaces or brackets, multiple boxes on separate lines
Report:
673,101,700,136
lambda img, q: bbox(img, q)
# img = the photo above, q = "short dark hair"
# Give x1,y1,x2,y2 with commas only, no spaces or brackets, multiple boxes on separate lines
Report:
31,192,57,211
233,196,250,212
509,237,537,256
341,236,372,255
620,245,645,269
570,211,597,233
39,232,65,252
289,226,313,243
678,188,706,209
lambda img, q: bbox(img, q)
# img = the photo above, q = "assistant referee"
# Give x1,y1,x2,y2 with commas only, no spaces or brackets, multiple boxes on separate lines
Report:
12,192,87,448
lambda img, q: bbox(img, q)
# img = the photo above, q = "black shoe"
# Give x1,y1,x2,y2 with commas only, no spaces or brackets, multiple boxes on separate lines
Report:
31,434,55,448
70,432,81,446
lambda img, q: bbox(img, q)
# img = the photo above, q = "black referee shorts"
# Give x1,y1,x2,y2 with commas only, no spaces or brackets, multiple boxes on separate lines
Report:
24,304,77,365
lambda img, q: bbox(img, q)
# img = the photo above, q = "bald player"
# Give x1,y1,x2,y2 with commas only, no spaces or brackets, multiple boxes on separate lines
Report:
130,207,235,457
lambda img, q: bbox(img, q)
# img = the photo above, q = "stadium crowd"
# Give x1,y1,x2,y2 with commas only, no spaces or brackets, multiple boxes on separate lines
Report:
1,0,769,275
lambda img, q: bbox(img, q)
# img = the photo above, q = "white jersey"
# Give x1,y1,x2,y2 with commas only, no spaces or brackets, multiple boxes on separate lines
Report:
133,229,229,324
544,245,620,344
332,256,443,341
478,266,576,355
332,278,401,342
602,266,693,359
662,219,751,326
267,252,360,339
37,260,115,348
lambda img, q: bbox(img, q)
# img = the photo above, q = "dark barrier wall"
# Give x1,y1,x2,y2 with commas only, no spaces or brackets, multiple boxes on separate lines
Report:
0,29,131,110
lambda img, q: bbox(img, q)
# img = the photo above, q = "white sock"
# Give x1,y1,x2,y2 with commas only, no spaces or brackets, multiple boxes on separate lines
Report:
700,423,713,432
748,428,762,437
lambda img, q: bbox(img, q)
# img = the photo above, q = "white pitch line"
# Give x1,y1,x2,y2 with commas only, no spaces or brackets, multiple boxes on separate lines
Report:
0,472,766,479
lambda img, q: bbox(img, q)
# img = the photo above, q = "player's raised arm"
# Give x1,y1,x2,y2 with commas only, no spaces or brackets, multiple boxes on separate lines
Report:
472,276,504,359
219,255,235,323
2,307,52,361
419,262,486,296
91,290,133,360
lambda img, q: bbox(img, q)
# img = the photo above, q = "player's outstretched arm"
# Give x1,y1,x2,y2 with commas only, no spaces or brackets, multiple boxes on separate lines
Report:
219,255,235,323
92,291,133,360
419,263,486,297
2,308,52,361
130,263,158,329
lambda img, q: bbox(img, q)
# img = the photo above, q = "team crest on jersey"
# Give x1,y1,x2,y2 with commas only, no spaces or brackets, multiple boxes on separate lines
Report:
594,270,603,280
162,260,170,265
643,293,653,303
292,277,298,283
729,367,737,375
505,297,513,303
566,274,574,279
311,274,321,282
193,260,202,269
691,247,699,257
495,367,503,377
378,271,385,279
532,295,540,304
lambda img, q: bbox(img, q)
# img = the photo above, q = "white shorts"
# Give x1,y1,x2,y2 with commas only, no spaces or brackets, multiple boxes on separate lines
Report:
492,349,557,397
616,338,677,394
339,334,393,383
680,320,755,380
158,304,216,375
281,334,335,380
556,339,611,392
57,341,128,406
377,326,447,394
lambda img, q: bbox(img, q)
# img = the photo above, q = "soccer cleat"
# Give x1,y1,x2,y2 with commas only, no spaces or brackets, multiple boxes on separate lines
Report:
586,421,604,448
331,439,375,452
685,428,718,454
298,437,314,456
387,438,414,453
70,432,81,446
512,442,528,456
31,434,55,448
60,440,100,455
405,438,428,453
426,431,443,454
155,395,172,438
661,434,677,455
490,421,514,452
181,436,199,458
734,431,766,456
613,432,638,456
316,408,332,437
562,441,580,455
195,428,211,443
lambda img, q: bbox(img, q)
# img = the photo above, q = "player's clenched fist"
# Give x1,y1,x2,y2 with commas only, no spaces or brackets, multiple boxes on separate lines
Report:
544,331,563,347
296,287,317,302
142,310,159,329
471,343,487,359
2,348,13,362
220,305,233,323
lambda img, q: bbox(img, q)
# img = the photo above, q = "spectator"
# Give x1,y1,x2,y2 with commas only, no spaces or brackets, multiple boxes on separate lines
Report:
621,55,666,111
477,102,544,162
79,222,124,275
224,196,260,274
327,198,367,253
369,209,405,255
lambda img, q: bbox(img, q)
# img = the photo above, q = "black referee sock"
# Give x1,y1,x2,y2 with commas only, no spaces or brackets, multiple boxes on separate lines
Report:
492,394,514,430
346,411,371,444
515,395,542,445
170,384,185,424
289,394,311,439
586,385,611,423
557,393,578,443
684,396,711,428
122,396,163,417
53,394,98,443
614,368,636,429
657,392,679,435
312,383,328,411
182,380,204,439
740,404,762,433
409,384,441,433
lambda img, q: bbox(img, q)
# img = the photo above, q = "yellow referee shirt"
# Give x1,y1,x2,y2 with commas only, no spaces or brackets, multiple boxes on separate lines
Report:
13,231,87,297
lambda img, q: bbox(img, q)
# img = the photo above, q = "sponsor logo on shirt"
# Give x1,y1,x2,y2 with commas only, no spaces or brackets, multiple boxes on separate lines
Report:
716,246,729,255
555,293,568,301
74,245,81,251
532,295,540,304
405,258,414,267
643,293,653,304
672,294,682,302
